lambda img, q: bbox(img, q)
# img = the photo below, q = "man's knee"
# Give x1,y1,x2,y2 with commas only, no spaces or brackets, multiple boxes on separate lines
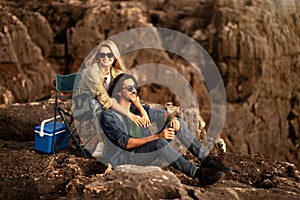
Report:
178,118,186,126
176,118,187,132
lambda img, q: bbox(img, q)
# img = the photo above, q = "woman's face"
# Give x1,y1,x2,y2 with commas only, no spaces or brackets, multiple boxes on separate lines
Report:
97,46,115,68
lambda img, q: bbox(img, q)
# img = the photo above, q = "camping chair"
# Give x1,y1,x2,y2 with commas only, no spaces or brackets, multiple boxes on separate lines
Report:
53,72,89,157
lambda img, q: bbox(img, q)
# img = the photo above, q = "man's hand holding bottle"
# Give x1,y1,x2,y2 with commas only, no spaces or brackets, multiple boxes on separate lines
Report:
158,116,180,140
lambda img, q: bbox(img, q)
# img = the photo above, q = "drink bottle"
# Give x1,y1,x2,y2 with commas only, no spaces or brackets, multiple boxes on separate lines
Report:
167,117,173,128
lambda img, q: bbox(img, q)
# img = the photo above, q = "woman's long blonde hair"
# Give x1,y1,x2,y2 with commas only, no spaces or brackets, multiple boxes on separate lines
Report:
86,40,127,72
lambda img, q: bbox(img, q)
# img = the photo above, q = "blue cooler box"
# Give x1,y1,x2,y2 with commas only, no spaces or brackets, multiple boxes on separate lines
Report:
34,120,68,153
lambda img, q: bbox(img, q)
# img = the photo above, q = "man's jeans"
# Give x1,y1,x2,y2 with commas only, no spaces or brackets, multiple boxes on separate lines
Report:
131,119,209,178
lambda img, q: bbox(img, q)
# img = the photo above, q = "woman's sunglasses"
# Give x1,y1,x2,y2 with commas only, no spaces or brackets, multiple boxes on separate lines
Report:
123,84,139,93
96,52,114,59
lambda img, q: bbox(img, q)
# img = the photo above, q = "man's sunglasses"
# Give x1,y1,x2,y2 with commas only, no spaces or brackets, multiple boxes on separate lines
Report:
123,84,139,93
96,52,114,59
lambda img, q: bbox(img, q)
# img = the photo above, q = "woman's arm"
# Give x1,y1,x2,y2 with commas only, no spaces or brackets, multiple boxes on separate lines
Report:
78,64,100,97
111,100,145,127
132,97,151,127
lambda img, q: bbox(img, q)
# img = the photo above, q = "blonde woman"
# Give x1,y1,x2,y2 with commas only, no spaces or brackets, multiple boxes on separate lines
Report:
79,40,150,126
77,40,150,157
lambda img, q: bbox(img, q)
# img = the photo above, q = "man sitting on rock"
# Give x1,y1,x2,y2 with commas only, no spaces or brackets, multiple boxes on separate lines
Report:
101,73,228,186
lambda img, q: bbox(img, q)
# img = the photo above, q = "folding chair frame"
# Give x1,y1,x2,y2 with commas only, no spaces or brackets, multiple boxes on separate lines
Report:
52,73,88,158
72,94,103,157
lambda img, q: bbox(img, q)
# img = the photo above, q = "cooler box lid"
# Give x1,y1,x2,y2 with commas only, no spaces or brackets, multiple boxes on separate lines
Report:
35,121,66,134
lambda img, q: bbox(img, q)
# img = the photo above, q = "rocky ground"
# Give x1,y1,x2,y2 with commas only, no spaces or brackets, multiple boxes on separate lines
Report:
0,139,299,199
0,100,299,199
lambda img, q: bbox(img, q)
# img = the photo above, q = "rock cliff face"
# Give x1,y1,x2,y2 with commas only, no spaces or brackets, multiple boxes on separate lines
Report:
0,5,54,104
214,0,300,168
0,0,299,169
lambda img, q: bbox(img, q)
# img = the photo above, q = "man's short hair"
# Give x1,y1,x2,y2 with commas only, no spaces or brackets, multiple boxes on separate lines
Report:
109,73,139,100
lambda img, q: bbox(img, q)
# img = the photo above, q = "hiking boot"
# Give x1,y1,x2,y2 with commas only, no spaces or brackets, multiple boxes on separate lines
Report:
195,168,225,186
201,155,231,171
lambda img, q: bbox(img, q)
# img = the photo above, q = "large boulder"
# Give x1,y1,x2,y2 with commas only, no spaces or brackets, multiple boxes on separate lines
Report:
84,165,187,199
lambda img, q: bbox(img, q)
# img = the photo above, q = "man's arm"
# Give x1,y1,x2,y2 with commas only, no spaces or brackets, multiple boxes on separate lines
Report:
101,111,131,150
126,134,159,149
102,110,154,150
126,127,176,149
101,109,176,150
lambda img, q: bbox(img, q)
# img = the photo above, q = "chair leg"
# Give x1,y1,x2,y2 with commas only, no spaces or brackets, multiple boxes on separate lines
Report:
54,110,89,158
64,122,89,158
69,130,89,158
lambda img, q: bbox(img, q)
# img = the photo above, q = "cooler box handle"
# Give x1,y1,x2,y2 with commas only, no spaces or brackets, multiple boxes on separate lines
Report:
39,116,62,137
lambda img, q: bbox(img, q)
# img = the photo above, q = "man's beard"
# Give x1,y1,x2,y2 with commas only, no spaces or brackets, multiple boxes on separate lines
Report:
125,92,137,103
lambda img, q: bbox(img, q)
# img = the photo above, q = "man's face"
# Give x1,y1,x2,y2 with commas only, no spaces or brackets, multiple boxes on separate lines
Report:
121,79,138,102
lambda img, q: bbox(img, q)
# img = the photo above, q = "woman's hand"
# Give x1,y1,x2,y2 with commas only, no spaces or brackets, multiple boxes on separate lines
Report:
131,97,150,127
128,112,145,127
140,109,151,127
